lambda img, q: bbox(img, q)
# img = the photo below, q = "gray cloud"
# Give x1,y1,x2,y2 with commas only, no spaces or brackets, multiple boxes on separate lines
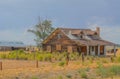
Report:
0,0,120,45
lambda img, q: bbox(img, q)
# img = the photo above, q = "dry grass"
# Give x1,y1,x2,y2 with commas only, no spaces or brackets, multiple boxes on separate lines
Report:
0,51,10,54
0,49,120,79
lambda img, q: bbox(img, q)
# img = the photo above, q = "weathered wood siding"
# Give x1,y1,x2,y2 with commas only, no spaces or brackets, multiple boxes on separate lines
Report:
100,45,104,55
67,46,73,53
56,45,61,51
43,29,77,52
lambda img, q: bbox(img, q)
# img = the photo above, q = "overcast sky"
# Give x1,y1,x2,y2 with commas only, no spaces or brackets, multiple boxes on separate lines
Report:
0,0,120,45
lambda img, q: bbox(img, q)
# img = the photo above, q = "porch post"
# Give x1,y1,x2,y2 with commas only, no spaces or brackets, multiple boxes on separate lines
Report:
114,45,116,57
98,45,100,56
87,45,89,55
89,46,92,55
104,45,106,56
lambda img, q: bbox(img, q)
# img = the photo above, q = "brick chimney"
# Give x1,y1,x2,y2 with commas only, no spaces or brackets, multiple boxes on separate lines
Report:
96,27,100,36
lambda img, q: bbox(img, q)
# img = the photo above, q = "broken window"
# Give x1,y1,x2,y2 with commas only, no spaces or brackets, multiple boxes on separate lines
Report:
47,45,51,52
57,34,61,39
56,44,61,50
67,46,73,53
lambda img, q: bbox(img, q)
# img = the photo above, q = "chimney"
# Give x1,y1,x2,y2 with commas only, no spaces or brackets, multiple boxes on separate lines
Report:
96,27,100,36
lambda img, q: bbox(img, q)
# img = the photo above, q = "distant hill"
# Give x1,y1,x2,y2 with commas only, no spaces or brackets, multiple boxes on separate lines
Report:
0,41,26,47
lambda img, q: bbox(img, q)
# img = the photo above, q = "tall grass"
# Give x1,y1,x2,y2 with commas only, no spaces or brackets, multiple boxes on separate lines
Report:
96,62,120,79
0,50,81,62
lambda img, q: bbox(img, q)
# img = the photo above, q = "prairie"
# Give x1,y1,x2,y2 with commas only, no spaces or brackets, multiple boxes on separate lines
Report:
0,49,120,79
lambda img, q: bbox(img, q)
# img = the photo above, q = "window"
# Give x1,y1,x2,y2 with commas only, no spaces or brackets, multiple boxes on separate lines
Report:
47,45,51,52
94,32,98,35
80,35,83,39
92,46,94,51
56,45,61,50
67,46,73,53
58,34,61,39
79,35,84,39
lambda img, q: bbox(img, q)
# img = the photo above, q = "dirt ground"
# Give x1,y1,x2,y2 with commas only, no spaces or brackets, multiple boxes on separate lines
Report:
0,59,120,79
0,60,84,79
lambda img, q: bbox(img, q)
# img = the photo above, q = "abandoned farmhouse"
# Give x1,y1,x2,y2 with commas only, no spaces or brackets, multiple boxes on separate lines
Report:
42,27,117,56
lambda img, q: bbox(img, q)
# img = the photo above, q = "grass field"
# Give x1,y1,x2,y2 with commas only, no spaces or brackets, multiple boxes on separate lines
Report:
0,49,120,79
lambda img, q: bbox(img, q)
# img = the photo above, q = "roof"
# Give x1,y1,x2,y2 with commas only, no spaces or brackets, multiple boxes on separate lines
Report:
43,28,116,46
59,28,96,35
73,39,115,46
59,28,116,46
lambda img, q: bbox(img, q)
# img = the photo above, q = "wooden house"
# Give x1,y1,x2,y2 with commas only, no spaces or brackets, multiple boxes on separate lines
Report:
42,27,117,56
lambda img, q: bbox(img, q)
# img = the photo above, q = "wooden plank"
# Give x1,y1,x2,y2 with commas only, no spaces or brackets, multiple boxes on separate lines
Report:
47,45,51,52
67,46,73,53
56,45,61,50
0,61,2,70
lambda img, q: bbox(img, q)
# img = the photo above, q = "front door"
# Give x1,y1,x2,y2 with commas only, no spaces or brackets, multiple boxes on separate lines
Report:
90,46,95,56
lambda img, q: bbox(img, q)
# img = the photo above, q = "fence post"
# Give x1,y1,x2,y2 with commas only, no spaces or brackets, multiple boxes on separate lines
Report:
0,61,2,70
36,60,38,68
66,52,69,65
81,53,85,63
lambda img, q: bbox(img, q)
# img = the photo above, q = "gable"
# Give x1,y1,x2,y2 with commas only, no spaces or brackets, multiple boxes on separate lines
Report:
43,28,76,45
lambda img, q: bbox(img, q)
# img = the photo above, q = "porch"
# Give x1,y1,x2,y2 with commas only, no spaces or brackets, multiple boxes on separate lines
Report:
78,45,117,56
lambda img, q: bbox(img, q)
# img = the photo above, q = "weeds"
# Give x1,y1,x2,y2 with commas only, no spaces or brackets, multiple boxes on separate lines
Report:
66,74,72,79
78,68,88,79
31,76,38,79
59,61,65,66
58,75,63,79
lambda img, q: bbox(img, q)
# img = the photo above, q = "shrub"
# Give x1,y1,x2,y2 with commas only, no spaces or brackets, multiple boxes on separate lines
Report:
78,68,88,79
109,65,120,75
0,54,6,59
85,67,90,72
59,61,65,67
101,58,108,63
116,56,120,63
31,76,38,79
81,72,87,78
36,54,43,61
58,75,63,79
96,63,120,78
110,57,115,63
66,74,72,79
18,49,25,53
89,56,95,63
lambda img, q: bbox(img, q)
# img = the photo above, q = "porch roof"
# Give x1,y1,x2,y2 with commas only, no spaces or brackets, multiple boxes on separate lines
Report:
73,39,116,46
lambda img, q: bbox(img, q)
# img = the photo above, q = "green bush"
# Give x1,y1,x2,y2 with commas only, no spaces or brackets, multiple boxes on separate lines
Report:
109,65,120,75
43,53,52,61
66,74,72,79
101,58,108,63
96,62,108,78
116,56,120,63
59,61,65,66
81,72,87,78
96,63,120,78
58,75,63,79
78,68,88,79
31,76,38,79
0,54,6,59
36,54,43,61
